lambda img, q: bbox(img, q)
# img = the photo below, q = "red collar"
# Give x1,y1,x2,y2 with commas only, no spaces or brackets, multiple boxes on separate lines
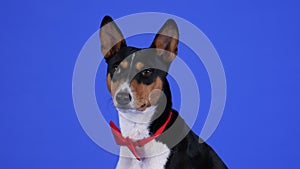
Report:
109,111,172,161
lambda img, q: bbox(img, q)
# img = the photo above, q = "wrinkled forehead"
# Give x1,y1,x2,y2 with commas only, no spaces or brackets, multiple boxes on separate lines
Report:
106,47,138,66
107,47,170,72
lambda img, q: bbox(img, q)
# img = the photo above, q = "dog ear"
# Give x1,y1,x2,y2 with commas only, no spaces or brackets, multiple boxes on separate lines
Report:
150,19,179,63
100,16,127,59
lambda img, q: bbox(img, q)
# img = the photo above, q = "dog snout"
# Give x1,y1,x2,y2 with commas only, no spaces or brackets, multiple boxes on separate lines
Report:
116,92,132,105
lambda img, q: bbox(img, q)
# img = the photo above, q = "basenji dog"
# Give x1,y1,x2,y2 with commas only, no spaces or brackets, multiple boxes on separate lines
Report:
99,15,228,169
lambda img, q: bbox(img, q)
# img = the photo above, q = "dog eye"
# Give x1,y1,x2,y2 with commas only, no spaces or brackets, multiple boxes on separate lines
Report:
141,69,153,78
113,65,121,74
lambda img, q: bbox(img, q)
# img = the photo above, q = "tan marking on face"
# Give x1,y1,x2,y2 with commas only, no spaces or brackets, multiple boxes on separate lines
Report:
106,73,112,93
135,62,145,71
120,61,129,69
131,77,163,111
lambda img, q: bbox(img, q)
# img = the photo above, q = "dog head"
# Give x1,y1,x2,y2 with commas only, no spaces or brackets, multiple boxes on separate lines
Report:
99,16,179,114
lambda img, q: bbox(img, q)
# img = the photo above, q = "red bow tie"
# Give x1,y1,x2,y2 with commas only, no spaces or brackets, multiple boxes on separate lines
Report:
109,112,172,161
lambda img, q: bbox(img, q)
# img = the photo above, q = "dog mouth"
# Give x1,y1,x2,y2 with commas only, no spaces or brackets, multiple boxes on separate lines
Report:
138,103,147,110
116,102,148,113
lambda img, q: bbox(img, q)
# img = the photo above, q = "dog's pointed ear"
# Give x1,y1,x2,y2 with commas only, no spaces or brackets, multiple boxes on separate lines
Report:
100,16,127,59
150,19,179,63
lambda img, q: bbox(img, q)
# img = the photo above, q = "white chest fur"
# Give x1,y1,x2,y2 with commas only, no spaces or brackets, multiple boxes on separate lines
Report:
116,107,170,169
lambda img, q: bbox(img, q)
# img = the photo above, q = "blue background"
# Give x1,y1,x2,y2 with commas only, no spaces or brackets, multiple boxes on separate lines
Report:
1,0,300,168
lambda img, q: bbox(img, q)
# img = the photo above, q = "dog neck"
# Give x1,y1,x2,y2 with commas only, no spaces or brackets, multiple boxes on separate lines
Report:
118,106,157,141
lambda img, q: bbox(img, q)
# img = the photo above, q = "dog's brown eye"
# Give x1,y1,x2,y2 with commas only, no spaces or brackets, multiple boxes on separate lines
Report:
113,65,121,74
141,69,153,78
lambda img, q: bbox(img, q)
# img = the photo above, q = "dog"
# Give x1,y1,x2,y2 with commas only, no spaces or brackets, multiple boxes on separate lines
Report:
99,15,228,169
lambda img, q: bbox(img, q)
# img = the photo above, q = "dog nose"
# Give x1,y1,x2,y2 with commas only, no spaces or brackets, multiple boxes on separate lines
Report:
116,92,131,105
